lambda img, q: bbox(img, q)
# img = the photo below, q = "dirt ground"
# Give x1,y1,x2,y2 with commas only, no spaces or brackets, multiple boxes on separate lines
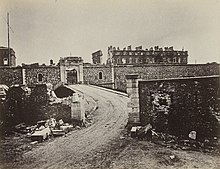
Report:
0,85,219,169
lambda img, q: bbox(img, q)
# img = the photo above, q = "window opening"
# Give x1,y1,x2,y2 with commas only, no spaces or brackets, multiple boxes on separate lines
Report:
38,73,43,82
99,72,103,80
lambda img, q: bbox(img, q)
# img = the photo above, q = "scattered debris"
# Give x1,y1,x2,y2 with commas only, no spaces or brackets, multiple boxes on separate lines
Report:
130,124,220,153
52,129,66,137
120,136,125,140
15,123,27,133
52,119,73,137
188,131,197,140
130,124,153,141
31,124,51,142
30,141,38,145
130,126,138,138
169,155,175,160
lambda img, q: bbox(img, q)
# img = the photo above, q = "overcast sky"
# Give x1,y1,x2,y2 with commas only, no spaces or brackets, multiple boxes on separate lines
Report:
0,0,220,65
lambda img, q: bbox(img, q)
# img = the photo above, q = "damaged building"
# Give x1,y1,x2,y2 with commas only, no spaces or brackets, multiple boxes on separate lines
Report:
107,45,188,65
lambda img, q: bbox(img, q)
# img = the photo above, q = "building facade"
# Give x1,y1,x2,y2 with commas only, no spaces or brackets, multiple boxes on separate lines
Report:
107,46,188,65
0,46,16,66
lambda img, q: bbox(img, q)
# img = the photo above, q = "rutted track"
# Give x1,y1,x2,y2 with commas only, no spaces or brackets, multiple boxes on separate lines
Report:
15,85,129,169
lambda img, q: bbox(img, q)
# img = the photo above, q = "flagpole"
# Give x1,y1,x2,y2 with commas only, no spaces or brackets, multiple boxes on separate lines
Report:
7,12,10,66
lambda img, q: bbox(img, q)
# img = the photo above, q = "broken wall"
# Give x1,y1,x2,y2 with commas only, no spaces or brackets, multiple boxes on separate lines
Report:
139,76,220,139
3,84,52,126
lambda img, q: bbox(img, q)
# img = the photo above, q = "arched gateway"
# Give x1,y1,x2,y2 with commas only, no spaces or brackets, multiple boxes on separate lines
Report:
59,56,83,84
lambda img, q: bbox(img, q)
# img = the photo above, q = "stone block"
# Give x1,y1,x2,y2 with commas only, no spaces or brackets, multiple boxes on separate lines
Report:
127,88,139,96
130,97,139,105
128,113,140,123
71,101,85,122
131,107,140,113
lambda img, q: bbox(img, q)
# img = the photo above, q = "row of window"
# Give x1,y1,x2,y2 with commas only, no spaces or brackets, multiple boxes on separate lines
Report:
114,56,187,64
113,51,187,56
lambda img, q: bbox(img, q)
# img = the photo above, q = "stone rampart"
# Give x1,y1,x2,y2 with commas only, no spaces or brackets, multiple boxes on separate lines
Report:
83,65,113,85
24,66,61,86
115,63,220,91
0,66,23,86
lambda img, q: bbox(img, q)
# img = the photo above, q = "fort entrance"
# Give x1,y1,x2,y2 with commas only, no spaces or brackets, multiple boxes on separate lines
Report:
67,69,77,84
59,56,84,84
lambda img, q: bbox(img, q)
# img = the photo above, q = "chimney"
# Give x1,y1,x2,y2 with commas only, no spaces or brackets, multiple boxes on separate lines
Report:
50,59,54,65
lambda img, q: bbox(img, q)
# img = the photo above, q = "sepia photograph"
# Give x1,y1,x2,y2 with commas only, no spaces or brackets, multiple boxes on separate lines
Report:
0,0,219,168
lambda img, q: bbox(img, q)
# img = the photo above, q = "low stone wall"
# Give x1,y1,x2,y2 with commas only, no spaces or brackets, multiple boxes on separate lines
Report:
0,67,23,86
139,75,220,139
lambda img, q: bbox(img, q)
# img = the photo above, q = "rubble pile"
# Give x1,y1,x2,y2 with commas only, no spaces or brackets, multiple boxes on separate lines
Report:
130,125,220,153
0,83,73,135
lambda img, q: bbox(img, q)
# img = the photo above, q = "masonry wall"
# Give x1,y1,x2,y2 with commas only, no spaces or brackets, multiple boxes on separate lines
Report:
0,67,23,86
114,64,220,92
138,76,220,138
83,66,113,85
25,66,61,86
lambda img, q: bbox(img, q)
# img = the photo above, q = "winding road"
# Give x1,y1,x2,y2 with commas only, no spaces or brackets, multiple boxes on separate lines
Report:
16,85,129,169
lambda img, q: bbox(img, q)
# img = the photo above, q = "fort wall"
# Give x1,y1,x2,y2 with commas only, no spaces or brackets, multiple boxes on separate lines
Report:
0,64,219,91
24,66,61,86
114,64,220,91
83,66,113,85
0,66,23,86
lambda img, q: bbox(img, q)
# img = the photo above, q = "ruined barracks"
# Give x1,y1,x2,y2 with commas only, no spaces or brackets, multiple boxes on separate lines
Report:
0,45,219,92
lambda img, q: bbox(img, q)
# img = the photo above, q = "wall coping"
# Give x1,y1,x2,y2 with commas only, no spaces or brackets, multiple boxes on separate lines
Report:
114,63,219,68
139,75,219,83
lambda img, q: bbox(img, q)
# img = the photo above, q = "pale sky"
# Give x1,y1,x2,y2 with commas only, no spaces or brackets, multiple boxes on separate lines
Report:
0,0,220,65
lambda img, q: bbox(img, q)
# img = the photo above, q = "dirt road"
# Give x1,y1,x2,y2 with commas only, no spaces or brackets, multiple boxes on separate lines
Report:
13,85,129,169
2,85,219,169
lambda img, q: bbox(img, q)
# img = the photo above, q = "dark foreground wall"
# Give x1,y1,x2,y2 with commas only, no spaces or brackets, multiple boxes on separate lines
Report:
0,67,23,86
115,64,220,91
139,76,220,139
